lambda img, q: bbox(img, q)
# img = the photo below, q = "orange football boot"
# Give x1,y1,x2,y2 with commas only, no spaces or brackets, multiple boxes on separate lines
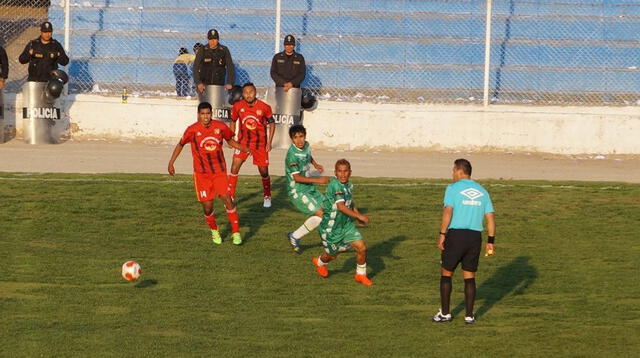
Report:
312,257,328,278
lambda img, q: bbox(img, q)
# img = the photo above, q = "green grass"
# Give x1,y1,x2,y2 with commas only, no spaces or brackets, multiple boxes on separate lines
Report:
1,173,639,357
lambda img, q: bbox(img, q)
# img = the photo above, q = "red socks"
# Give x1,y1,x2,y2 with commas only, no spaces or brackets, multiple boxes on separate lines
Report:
228,173,239,197
262,176,271,198
226,208,240,233
204,213,218,230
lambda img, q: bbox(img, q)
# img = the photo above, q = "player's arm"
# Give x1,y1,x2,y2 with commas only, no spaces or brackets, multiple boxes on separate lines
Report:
438,206,453,251
336,201,369,225
292,172,328,185
226,137,249,153
167,142,184,176
310,156,324,173
485,212,496,254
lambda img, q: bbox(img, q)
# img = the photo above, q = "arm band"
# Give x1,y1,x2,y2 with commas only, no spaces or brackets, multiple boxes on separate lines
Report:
439,232,447,236
487,236,495,244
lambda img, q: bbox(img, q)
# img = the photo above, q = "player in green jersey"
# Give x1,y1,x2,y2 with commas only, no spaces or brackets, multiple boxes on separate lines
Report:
284,125,329,253
312,159,373,286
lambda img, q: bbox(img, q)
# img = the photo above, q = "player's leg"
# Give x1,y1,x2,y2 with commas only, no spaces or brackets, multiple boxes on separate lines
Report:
288,208,323,254
215,173,242,245
433,231,464,322
287,188,325,253
195,173,222,244
349,239,373,286
313,251,336,278
254,149,271,207
460,231,482,324
229,151,247,199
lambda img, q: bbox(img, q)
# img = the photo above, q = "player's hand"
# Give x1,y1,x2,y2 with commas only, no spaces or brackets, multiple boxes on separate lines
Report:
168,163,176,176
357,214,369,226
438,234,446,251
265,143,272,152
313,163,324,173
197,83,205,93
240,146,250,153
484,243,495,257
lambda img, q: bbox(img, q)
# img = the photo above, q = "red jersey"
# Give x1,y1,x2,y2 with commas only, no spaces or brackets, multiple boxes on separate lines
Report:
231,99,274,150
179,120,234,175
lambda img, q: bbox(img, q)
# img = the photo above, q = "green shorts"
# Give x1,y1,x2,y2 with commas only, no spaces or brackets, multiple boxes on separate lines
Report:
319,223,363,255
288,188,324,216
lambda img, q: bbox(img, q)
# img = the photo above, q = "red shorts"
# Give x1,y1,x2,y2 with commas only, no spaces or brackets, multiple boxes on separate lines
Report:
193,172,229,202
233,148,269,167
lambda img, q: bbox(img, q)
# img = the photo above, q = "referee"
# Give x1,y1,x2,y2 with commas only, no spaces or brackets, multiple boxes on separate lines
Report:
432,159,495,325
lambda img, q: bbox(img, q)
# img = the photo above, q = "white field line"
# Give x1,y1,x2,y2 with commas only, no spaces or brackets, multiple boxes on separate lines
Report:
0,176,623,190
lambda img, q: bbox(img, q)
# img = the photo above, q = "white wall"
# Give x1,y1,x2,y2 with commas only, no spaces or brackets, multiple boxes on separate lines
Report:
2,93,639,154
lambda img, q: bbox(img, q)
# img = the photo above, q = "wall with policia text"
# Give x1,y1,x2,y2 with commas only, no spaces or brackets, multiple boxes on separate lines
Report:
2,93,639,155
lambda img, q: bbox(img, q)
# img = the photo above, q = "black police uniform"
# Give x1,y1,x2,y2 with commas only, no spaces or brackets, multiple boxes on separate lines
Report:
270,51,306,88
0,45,8,82
18,37,69,82
192,44,235,86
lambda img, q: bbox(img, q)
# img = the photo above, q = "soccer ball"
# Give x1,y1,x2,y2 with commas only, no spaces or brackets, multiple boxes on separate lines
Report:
121,261,141,282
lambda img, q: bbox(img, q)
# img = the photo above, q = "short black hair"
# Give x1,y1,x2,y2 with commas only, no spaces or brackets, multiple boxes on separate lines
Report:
242,82,256,90
179,47,188,55
198,102,212,112
335,158,351,171
289,124,306,138
454,158,472,175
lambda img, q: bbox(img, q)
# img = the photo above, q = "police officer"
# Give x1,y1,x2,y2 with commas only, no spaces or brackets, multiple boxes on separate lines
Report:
270,34,306,92
432,159,496,325
0,45,8,90
193,29,235,94
18,21,69,82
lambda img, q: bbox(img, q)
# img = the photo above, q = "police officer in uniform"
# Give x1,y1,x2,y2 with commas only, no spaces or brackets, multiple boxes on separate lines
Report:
432,159,496,325
270,34,306,92
193,29,235,94
18,21,69,82
0,44,8,90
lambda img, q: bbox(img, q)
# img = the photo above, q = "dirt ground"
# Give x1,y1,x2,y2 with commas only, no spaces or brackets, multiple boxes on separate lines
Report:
0,140,638,183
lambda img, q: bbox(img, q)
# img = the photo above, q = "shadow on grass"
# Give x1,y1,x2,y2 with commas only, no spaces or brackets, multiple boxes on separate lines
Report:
452,256,537,318
335,235,407,278
134,279,158,288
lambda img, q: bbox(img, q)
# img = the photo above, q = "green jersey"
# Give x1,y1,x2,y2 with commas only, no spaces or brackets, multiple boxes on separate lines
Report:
285,141,315,194
319,177,362,253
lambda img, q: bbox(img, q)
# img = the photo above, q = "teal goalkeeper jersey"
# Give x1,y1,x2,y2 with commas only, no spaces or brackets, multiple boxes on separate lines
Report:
321,177,355,231
285,142,315,194
444,179,494,232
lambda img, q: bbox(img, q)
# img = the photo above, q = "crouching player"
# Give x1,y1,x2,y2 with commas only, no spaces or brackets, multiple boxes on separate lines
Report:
312,159,373,286
167,102,249,245
285,124,328,253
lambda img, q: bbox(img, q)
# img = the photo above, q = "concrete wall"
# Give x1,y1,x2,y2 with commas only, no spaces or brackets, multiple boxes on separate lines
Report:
2,93,639,154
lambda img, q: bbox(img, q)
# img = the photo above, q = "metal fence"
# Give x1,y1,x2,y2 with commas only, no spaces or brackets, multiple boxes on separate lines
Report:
1,0,639,105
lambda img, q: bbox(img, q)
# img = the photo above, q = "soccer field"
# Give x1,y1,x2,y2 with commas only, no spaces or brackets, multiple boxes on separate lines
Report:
1,173,638,357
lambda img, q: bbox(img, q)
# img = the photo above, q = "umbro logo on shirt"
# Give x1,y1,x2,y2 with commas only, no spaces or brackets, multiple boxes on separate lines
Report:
460,188,483,206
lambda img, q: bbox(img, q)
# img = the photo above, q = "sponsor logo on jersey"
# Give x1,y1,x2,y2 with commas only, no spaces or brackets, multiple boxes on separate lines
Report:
214,128,220,135
199,136,221,152
244,116,259,130
22,107,61,120
460,188,483,206
256,110,262,116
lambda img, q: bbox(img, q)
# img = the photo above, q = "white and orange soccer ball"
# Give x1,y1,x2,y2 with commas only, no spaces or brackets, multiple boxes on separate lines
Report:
121,261,141,282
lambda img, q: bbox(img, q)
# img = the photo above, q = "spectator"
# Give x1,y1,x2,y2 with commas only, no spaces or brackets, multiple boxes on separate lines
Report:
173,47,195,97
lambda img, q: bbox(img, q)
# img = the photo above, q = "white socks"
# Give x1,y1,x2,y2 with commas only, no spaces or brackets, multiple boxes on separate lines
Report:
356,263,367,275
316,256,327,266
292,215,322,240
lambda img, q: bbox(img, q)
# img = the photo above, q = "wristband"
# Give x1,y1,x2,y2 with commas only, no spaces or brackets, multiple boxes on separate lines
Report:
439,232,447,236
487,236,495,244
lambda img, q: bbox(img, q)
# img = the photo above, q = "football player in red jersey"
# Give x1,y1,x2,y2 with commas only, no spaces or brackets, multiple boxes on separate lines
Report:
168,102,249,245
228,82,276,208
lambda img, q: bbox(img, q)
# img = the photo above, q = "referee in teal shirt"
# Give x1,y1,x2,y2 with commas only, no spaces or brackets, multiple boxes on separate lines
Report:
432,159,496,325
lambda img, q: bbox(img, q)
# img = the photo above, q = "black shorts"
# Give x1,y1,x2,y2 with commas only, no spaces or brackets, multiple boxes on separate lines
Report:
441,229,482,272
